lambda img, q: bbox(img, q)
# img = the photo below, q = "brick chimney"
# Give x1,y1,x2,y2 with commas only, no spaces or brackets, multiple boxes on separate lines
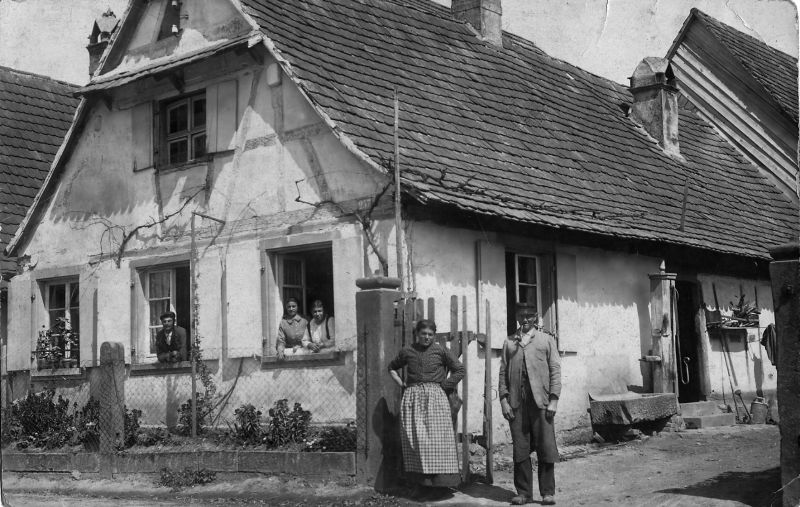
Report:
87,9,118,77
452,0,502,47
628,57,681,158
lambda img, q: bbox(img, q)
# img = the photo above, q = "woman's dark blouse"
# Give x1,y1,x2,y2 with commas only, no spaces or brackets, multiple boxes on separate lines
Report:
388,343,465,392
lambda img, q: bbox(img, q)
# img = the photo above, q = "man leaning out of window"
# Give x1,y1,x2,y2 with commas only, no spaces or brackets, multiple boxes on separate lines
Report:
156,311,188,363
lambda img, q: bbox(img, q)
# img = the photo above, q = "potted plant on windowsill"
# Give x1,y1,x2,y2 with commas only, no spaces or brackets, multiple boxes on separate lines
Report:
36,317,79,370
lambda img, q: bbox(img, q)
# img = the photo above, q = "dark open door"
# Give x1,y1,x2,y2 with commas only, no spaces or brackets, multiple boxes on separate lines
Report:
675,281,703,402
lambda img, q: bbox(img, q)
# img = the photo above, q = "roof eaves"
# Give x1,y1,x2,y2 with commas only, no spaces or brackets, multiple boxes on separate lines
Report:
665,8,701,60
77,34,254,95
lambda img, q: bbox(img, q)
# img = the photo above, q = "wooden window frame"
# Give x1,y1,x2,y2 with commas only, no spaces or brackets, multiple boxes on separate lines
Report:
514,253,542,318
263,244,336,361
138,262,190,361
158,92,206,169
43,279,80,334
278,254,307,315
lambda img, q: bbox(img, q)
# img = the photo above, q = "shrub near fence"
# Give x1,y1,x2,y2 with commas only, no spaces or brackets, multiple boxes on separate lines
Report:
2,349,356,455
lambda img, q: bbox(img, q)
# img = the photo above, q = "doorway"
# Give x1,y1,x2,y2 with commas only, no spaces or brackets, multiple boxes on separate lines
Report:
675,281,703,403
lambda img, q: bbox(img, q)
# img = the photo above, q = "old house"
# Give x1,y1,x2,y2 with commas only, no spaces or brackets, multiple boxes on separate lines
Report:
667,9,798,201
3,0,797,440
1,67,79,402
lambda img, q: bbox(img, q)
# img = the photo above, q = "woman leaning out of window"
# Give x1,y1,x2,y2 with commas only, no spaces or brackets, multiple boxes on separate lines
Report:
276,297,310,359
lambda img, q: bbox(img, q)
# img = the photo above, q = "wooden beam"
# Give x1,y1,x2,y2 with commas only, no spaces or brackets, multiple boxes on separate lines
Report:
247,47,265,66
168,71,185,94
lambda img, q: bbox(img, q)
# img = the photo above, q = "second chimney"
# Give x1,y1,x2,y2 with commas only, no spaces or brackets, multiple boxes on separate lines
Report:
87,9,119,77
452,0,502,47
629,57,681,158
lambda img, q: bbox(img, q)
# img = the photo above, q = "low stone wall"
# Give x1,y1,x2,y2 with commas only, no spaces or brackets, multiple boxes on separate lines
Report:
1,450,355,477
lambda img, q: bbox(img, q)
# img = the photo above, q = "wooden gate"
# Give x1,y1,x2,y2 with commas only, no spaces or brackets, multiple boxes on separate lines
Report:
393,295,495,484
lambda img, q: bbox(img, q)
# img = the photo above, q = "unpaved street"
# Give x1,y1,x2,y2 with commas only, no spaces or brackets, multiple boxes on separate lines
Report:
2,424,781,506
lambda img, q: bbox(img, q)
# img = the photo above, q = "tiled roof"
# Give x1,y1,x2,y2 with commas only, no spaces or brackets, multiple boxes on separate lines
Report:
1,67,79,275
239,0,797,260
691,9,798,123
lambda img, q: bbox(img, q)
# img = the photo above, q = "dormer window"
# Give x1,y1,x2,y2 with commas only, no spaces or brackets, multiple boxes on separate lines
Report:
162,93,206,166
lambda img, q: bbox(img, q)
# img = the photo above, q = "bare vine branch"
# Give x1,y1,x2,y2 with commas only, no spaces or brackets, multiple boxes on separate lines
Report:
113,187,206,267
295,179,393,276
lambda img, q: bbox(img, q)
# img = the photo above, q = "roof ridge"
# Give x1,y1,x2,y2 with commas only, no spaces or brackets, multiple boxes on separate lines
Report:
381,0,452,19
503,32,631,90
0,65,80,89
691,8,796,61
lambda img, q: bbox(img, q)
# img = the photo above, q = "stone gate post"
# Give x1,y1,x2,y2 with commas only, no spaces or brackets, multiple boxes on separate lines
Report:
355,276,402,492
769,242,799,507
93,342,126,454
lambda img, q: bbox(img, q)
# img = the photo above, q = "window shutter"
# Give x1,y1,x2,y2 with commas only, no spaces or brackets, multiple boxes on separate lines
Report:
6,277,33,371
539,253,557,338
555,251,578,351
225,244,263,357
331,236,364,351
131,102,152,170
206,80,238,153
97,265,133,363
196,252,222,359
78,272,97,367
476,240,507,349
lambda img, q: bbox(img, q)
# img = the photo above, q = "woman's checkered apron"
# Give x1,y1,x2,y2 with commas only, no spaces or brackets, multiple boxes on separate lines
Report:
400,382,460,475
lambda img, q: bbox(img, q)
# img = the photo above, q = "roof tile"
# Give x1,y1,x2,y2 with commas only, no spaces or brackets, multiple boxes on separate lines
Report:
241,0,797,259
0,67,79,271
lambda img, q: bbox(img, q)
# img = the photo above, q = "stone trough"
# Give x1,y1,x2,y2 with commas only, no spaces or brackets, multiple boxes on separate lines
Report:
588,392,678,440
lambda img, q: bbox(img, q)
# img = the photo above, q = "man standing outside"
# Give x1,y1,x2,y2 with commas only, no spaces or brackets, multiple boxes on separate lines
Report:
155,311,188,363
499,304,561,505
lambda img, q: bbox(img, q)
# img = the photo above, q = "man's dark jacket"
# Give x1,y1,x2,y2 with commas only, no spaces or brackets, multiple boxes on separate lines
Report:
155,326,188,363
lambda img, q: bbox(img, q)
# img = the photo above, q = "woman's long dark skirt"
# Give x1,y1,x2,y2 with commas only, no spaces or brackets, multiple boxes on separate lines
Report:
400,383,460,487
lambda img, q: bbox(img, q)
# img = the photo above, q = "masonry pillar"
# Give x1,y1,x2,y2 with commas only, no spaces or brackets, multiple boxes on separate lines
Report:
649,263,677,394
94,342,125,454
355,276,402,492
769,242,800,507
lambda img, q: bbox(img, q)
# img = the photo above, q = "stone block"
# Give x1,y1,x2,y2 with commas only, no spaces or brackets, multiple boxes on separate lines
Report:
1,452,99,472
680,401,721,417
589,393,677,425
238,451,286,473
683,413,736,429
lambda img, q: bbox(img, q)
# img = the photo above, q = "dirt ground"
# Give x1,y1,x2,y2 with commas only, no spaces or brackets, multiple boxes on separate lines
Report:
1,424,782,506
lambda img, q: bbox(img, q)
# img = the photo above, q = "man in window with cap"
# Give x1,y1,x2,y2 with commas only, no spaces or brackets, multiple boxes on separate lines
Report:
155,311,188,363
499,304,561,505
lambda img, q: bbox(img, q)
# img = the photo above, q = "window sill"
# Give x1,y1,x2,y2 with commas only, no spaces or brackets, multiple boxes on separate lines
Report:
129,359,218,377
261,350,346,370
156,159,209,175
31,367,85,380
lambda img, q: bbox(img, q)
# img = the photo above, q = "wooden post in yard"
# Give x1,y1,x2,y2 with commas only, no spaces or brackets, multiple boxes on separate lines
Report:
393,89,403,289
648,262,677,394
484,299,493,484
461,296,469,483
450,296,459,442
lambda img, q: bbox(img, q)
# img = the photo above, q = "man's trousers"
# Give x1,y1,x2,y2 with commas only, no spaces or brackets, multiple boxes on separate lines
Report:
509,390,558,497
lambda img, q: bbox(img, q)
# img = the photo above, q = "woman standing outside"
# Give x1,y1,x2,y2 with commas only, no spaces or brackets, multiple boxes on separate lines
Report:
388,319,465,497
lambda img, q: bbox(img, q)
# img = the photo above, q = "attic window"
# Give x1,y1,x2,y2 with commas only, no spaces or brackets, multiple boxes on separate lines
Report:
161,93,206,166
